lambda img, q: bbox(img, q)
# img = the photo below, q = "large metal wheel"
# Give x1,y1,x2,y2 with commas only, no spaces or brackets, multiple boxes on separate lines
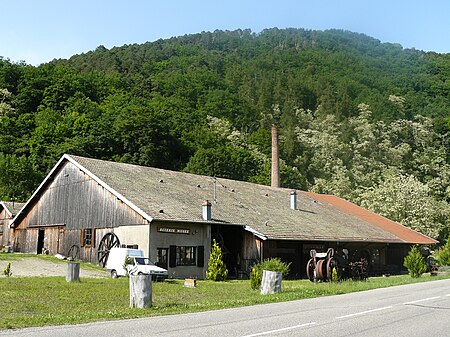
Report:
67,244,80,261
326,258,337,282
97,232,120,267
306,258,315,282
316,259,325,280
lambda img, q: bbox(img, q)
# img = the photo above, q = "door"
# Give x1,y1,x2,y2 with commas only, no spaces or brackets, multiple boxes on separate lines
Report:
37,229,45,254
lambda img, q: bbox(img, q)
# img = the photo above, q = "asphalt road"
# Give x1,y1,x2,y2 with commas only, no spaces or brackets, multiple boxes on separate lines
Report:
2,279,450,337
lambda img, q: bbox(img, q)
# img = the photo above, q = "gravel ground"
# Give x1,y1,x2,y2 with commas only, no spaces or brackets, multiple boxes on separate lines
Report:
0,255,108,278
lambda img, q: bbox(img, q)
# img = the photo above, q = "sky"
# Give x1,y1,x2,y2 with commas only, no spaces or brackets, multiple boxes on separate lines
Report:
1,0,449,66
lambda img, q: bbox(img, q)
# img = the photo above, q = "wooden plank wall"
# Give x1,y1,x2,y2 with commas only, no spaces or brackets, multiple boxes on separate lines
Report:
0,209,11,247
16,162,147,231
14,161,148,263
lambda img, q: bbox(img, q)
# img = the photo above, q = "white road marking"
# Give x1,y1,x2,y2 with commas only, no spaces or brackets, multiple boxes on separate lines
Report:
335,306,393,319
241,322,317,337
445,294,450,297
403,296,440,305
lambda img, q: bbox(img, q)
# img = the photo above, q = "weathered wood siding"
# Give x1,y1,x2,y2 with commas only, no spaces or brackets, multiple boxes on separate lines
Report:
0,209,12,247
16,161,147,230
14,161,148,262
240,231,262,273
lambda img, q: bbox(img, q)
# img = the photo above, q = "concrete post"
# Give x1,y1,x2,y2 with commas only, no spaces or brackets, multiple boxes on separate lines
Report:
129,275,152,308
66,262,80,282
260,270,282,295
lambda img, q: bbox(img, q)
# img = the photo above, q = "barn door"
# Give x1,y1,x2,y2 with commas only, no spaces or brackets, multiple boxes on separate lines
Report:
37,229,45,254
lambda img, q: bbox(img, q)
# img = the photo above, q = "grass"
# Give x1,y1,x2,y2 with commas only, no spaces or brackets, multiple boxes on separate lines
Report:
1,255,450,330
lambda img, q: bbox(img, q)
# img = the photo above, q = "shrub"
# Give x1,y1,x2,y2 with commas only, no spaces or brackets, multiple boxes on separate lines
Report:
404,246,427,278
3,262,12,277
123,256,134,277
332,267,338,283
250,258,290,290
206,239,228,281
435,236,450,266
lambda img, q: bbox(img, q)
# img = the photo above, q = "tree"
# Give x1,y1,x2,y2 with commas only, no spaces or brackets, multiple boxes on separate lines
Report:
361,170,450,240
206,239,228,281
403,246,427,278
0,154,42,201
0,88,14,116
435,236,450,266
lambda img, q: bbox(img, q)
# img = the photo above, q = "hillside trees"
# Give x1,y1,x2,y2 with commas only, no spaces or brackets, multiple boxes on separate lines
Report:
288,101,450,240
0,29,449,239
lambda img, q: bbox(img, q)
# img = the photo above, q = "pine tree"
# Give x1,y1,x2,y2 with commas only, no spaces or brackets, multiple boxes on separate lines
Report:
436,236,450,266
206,239,228,281
403,246,427,278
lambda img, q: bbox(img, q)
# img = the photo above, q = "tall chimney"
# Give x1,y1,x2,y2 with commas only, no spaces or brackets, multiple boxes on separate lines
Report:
271,125,280,188
202,200,212,221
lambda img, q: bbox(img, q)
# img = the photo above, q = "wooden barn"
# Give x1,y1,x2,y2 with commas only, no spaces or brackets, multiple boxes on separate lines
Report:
0,201,25,251
11,154,436,279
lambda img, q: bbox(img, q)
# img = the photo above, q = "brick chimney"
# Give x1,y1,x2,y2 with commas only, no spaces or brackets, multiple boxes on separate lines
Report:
271,125,280,188
202,200,212,221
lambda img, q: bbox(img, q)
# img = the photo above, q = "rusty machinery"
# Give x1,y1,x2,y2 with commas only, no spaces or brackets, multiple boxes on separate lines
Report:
306,248,369,282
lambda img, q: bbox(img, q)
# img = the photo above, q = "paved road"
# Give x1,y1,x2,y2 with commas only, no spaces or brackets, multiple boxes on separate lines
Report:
2,279,450,337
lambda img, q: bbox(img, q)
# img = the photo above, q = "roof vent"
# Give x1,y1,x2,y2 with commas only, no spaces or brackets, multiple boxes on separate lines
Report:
159,179,164,183
290,190,297,210
202,200,212,221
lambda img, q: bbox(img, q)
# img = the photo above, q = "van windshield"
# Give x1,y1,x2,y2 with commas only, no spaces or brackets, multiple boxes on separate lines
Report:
134,257,155,266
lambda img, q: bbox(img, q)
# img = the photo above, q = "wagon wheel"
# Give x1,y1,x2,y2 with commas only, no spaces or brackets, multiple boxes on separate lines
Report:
67,244,80,261
97,233,120,267
306,258,315,282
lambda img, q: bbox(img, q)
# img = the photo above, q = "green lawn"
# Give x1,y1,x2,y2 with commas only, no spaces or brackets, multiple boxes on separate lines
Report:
1,270,450,330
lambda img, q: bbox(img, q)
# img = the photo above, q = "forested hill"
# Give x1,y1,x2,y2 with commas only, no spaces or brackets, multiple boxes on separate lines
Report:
1,28,450,241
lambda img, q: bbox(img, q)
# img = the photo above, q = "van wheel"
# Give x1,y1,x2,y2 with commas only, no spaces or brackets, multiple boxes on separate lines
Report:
111,270,118,279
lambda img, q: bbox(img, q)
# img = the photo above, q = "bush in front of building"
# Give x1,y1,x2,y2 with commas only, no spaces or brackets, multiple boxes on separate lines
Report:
3,262,12,277
250,258,291,290
435,236,450,266
206,239,228,281
404,245,427,278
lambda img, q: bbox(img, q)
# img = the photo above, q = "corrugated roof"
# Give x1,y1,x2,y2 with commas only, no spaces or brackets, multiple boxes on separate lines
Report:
64,154,435,244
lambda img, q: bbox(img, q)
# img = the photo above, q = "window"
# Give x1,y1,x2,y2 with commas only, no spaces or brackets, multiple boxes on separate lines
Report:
81,228,93,246
157,248,168,268
176,246,196,266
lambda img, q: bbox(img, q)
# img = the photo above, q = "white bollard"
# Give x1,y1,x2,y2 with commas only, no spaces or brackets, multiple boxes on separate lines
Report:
129,275,152,308
260,270,282,295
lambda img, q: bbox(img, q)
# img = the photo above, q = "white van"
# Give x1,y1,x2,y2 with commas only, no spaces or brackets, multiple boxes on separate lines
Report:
105,247,168,279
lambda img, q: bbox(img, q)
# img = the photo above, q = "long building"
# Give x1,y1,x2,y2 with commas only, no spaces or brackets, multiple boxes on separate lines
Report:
10,154,436,279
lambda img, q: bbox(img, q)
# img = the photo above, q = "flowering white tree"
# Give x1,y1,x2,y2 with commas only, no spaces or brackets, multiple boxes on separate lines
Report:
361,170,450,240
0,88,14,116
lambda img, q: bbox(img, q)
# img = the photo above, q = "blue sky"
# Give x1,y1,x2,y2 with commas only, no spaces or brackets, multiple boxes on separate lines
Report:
1,0,449,65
